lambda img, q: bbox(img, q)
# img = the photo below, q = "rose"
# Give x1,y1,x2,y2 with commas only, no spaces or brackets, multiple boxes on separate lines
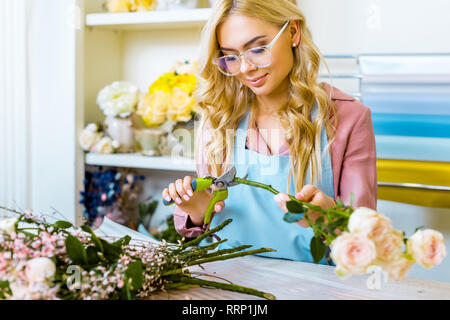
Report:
79,124,102,151
407,229,447,269
137,90,169,126
348,207,392,242
331,232,377,277
91,136,118,154
25,257,56,283
97,81,139,118
375,229,404,262
0,218,17,235
167,88,195,122
378,253,415,281
130,0,158,12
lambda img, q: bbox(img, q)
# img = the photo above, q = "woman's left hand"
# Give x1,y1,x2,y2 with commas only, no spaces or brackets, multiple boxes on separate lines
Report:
274,184,336,228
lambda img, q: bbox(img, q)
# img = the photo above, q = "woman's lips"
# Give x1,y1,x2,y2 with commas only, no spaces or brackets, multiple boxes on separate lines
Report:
248,73,268,87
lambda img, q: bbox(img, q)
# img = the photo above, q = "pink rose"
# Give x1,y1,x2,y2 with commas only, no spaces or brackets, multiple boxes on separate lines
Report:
331,232,377,277
407,229,447,269
375,229,404,262
378,253,415,281
348,208,392,242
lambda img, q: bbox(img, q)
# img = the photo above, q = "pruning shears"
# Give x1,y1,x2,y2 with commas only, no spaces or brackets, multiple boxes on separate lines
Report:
162,166,247,225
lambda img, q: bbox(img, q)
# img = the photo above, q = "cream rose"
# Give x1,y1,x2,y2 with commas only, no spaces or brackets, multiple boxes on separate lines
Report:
375,229,404,262
137,91,169,126
25,257,56,283
331,232,377,277
348,207,392,242
79,124,102,151
167,88,195,122
97,81,139,118
407,229,447,269
91,136,116,154
0,218,17,235
378,253,414,281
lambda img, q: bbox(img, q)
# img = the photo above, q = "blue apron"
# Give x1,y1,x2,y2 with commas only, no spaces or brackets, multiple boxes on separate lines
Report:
208,105,335,264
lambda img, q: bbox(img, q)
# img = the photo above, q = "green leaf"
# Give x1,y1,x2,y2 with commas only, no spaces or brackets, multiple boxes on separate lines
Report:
125,260,144,292
81,224,104,253
65,235,88,265
0,280,12,299
286,200,306,213
310,236,326,264
112,235,131,248
86,246,99,265
99,239,122,262
349,192,355,207
52,220,73,229
414,226,424,234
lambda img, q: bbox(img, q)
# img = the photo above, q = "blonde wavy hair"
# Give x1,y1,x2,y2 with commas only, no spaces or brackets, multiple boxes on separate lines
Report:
194,0,337,194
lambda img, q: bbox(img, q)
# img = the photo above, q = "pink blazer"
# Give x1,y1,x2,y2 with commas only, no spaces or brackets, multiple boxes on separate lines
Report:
174,83,378,237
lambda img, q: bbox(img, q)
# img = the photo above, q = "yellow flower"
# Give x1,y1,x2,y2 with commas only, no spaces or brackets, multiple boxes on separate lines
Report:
104,0,158,12
104,0,132,12
167,88,195,122
137,90,169,126
130,0,158,12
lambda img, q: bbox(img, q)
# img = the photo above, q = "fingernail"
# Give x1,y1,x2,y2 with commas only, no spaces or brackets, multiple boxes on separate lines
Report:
183,195,190,201
297,192,305,199
187,190,194,196
215,204,221,212
274,194,280,201
175,198,182,204
165,196,171,202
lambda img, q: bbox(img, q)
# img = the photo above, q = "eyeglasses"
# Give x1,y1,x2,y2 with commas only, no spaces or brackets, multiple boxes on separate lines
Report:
214,21,290,76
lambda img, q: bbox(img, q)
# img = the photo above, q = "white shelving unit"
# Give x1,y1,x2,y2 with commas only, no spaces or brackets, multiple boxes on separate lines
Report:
86,8,211,30
85,153,196,172
82,4,208,173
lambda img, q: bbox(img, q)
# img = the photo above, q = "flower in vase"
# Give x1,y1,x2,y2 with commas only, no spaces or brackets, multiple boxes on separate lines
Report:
103,0,133,13
79,123,102,151
170,60,198,75
91,136,120,154
137,90,169,126
97,81,140,118
103,0,158,12
167,87,195,122
130,0,158,11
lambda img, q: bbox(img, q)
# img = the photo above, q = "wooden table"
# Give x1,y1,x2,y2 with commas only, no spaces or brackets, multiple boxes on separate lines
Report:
148,255,450,300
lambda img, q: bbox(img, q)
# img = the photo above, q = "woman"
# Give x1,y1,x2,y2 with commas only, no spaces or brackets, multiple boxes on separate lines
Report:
161,0,377,264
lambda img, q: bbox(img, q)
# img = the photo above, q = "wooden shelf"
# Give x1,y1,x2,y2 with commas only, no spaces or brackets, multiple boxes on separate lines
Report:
85,8,211,30
85,152,196,172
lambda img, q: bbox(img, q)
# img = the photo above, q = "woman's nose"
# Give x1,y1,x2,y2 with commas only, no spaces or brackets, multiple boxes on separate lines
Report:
240,56,257,74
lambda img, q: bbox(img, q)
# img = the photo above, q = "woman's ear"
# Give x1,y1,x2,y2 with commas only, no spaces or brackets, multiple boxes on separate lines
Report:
289,20,301,47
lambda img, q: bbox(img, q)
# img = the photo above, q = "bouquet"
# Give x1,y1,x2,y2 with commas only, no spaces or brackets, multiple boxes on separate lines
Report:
103,0,158,13
97,81,140,119
0,207,275,300
233,176,447,282
79,123,120,154
137,61,198,127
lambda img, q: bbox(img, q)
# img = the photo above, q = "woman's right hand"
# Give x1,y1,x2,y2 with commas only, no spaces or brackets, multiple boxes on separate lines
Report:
162,176,225,226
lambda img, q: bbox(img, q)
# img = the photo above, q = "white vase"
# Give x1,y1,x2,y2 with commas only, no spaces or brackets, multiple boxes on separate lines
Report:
104,116,136,153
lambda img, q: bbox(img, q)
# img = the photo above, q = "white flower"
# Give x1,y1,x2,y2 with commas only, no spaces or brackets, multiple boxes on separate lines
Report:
79,125,102,151
97,81,139,118
407,229,447,269
25,257,56,283
348,207,392,242
170,60,197,75
0,218,17,235
331,232,377,277
91,136,117,154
